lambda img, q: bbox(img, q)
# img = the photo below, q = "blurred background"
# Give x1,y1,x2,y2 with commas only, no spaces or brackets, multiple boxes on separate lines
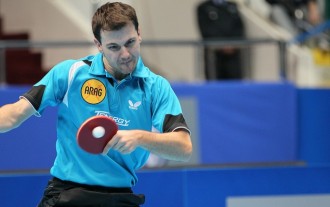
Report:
1,0,328,85
0,0,330,206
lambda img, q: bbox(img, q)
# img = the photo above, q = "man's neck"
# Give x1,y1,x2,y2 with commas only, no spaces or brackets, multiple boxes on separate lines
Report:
102,56,128,82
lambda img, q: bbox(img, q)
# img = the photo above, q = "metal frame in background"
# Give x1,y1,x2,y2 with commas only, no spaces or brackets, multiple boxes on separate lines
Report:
0,38,287,85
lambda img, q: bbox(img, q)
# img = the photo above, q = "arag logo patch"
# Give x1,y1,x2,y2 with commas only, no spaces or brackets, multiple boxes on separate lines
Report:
81,79,106,104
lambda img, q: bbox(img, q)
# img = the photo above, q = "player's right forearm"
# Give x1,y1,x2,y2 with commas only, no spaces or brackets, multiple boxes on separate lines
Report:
0,99,35,133
0,104,18,132
0,103,24,132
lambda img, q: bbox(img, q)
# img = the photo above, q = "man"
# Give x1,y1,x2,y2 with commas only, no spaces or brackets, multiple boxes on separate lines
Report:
265,0,321,35
196,0,245,80
0,2,192,207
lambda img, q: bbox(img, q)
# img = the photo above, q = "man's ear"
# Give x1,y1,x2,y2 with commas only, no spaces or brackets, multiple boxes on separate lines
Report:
137,28,142,42
94,38,103,53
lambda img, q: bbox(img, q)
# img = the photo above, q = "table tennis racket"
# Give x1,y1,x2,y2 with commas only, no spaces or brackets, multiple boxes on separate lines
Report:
77,116,118,154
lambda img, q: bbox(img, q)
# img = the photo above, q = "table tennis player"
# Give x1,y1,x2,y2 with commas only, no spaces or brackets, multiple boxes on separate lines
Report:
0,2,192,206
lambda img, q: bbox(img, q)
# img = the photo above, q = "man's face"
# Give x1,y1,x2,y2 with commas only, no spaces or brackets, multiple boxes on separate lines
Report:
94,22,142,80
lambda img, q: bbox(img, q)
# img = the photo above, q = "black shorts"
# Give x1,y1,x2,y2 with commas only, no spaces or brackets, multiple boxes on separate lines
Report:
37,177,145,207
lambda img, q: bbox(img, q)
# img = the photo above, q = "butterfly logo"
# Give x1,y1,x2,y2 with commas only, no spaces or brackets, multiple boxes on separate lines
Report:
128,100,141,110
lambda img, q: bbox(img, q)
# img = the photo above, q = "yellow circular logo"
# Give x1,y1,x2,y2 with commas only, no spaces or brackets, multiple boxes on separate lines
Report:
81,79,106,104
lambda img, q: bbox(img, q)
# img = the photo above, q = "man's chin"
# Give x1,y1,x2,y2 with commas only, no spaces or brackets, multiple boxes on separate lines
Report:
120,64,135,74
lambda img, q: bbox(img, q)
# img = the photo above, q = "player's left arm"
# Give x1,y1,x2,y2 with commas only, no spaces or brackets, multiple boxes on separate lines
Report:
103,129,192,162
103,76,193,161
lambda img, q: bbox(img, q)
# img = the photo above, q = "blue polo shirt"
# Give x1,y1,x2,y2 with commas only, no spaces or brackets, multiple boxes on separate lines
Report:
22,53,189,187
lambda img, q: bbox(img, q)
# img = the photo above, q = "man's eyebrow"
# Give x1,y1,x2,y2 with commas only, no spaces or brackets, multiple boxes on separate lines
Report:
105,38,136,47
105,42,118,47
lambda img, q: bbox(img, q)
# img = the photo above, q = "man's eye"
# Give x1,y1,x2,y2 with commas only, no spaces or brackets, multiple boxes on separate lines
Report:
126,39,136,47
108,45,120,51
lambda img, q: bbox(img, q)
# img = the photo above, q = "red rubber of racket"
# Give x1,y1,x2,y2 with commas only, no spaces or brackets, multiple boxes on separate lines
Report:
77,116,118,154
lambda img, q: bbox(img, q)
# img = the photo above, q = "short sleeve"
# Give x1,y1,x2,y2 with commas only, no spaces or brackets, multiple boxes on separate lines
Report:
21,60,74,115
151,77,190,133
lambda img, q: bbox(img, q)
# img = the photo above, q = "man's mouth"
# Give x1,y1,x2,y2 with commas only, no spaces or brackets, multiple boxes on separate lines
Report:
121,59,132,65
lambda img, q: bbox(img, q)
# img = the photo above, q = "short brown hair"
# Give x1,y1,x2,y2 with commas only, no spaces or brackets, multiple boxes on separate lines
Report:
92,2,139,43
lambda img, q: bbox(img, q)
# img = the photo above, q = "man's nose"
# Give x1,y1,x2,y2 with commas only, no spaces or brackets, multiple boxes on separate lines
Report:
120,47,130,59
